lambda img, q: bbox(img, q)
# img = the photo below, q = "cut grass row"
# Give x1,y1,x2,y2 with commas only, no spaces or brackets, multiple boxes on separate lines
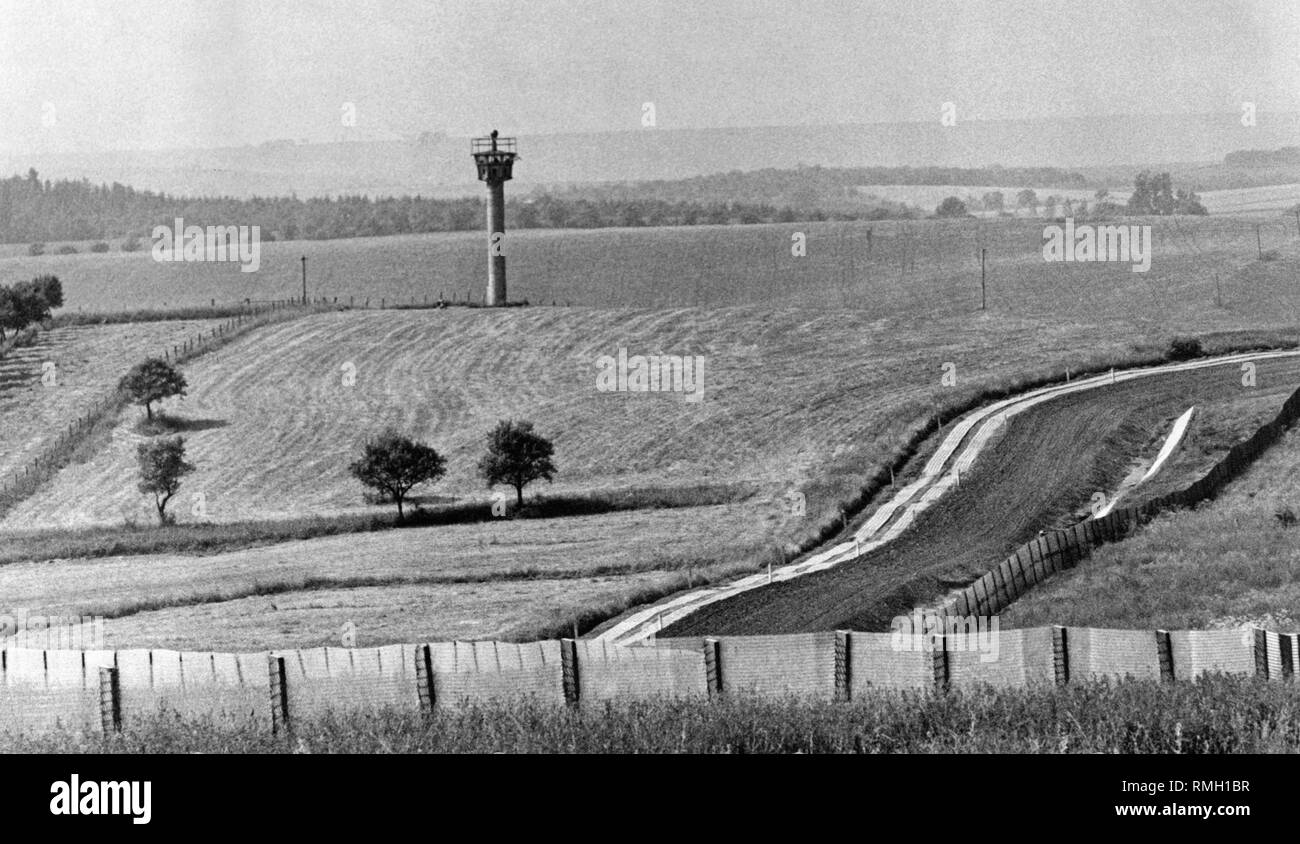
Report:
4,674,1295,753
0,482,755,566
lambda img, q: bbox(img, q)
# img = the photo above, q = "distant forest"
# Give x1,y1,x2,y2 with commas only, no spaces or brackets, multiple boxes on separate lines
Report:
0,160,1226,247
0,168,919,246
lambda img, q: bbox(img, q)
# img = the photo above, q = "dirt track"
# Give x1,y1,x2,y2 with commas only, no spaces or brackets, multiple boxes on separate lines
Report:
662,355,1300,636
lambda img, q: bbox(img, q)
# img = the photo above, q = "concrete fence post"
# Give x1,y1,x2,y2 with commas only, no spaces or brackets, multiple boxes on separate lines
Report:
1253,628,1269,680
1155,630,1174,683
98,666,121,733
703,637,722,699
1279,634,1294,683
933,634,949,693
834,630,851,702
269,654,289,734
560,639,580,706
415,644,435,714
1052,626,1070,686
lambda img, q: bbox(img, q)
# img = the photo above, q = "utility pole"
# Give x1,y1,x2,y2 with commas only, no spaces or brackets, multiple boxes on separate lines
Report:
1255,225,1262,259
980,247,987,311
301,256,307,304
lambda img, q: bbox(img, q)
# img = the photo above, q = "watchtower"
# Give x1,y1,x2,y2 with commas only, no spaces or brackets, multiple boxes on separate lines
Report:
471,130,518,306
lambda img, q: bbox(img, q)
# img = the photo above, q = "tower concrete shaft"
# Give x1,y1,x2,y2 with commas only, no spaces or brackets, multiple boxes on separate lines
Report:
486,179,507,306
471,131,518,307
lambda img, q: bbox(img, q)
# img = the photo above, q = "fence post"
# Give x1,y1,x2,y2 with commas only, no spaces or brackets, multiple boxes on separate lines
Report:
415,644,435,714
1278,634,1294,683
1155,629,1174,682
269,654,289,733
834,630,851,702
933,633,949,693
702,637,722,699
1052,626,1070,686
560,639,579,707
1253,628,1269,680
98,666,121,733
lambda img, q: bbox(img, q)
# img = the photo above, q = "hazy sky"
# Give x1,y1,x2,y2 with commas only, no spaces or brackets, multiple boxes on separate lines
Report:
2,0,1297,153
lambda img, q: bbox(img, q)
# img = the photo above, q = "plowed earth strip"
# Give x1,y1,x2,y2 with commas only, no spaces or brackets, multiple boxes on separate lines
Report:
628,352,1300,638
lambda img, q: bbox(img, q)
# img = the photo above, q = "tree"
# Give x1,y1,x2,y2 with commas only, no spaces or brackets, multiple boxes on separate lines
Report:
136,436,194,524
1015,189,1038,216
33,275,62,310
478,419,556,507
934,196,969,218
119,358,187,420
981,191,1004,214
349,428,446,519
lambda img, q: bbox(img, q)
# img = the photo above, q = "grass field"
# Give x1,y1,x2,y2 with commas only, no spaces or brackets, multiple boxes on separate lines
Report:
1002,424,1300,634
4,674,1295,753
0,320,223,483
1,215,1297,312
4,215,1300,649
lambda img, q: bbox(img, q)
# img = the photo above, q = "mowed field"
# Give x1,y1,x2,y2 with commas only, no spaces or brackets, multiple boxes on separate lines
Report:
0,320,222,483
4,215,1300,649
2,215,1297,313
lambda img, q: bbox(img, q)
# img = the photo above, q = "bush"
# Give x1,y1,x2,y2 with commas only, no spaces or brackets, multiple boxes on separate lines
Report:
120,233,142,253
90,242,110,253
1166,336,1202,361
27,242,45,256
1260,249,1281,262
1275,506,1297,528
55,244,77,255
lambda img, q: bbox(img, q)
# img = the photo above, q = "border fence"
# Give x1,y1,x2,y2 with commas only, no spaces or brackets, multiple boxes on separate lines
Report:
935,380,1300,620
0,625,1296,735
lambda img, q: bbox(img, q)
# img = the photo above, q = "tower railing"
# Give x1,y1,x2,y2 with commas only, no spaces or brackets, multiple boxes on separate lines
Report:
471,136,517,155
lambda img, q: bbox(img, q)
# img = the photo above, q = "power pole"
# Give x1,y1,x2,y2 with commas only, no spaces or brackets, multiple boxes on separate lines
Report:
980,247,987,310
301,256,307,304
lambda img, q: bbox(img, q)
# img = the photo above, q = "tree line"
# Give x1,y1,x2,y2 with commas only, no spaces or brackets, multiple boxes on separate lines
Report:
1,168,901,247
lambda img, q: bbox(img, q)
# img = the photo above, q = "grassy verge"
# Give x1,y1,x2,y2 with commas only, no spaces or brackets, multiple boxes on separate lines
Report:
1002,426,1300,633
4,674,1295,753
51,302,327,326
0,482,757,567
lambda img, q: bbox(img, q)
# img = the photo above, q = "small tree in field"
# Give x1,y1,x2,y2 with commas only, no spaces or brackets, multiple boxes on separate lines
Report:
120,358,187,420
137,436,194,525
478,419,556,507
349,429,446,519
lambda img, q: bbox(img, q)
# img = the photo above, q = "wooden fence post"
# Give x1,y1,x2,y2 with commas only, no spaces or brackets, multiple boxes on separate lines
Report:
703,637,722,699
1155,629,1174,683
560,639,579,706
834,630,851,702
1278,634,1294,683
99,666,121,733
269,654,289,733
415,644,435,714
1052,626,1070,686
1253,628,1269,680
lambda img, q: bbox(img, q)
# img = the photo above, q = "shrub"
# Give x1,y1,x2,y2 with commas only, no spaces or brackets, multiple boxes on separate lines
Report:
90,242,110,253
55,245,77,255
27,242,45,256
1260,249,1281,262
1275,506,1296,528
1166,336,1202,361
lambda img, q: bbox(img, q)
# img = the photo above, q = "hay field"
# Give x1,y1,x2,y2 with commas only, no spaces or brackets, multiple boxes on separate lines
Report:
2,215,1296,312
0,320,222,482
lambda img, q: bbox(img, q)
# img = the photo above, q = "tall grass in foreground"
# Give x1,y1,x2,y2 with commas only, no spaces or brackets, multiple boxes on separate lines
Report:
3,675,1296,753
